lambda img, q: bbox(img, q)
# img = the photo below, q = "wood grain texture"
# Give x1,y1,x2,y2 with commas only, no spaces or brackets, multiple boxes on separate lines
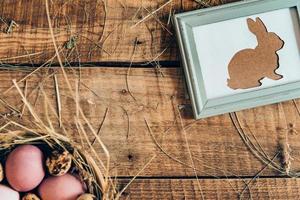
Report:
1,67,300,177
118,178,300,200
0,0,239,63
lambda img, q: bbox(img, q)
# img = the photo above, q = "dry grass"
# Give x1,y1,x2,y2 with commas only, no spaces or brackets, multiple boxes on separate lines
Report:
131,0,173,28
0,1,115,199
229,111,299,178
0,0,178,198
194,0,228,7
0,76,116,199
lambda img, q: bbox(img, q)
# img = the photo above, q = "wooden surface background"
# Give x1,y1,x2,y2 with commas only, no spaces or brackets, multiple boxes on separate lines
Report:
0,0,299,199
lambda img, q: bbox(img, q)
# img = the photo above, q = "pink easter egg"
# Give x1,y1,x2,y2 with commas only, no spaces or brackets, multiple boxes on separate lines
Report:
5,145,45,192
39,173,85,200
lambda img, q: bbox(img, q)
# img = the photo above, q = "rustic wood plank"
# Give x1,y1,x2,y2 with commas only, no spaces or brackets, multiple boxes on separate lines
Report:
0,67,299,177
0,0,239,63
118,178,300,200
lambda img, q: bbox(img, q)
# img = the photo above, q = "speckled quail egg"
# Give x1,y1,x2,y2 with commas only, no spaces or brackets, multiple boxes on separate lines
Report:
46,150,72,176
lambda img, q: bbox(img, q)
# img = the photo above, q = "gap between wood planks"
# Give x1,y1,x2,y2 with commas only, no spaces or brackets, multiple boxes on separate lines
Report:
115,175,293,180
0,61,181,68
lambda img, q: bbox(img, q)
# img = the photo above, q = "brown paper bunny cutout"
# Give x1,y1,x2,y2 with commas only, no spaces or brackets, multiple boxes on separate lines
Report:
227,17,284,90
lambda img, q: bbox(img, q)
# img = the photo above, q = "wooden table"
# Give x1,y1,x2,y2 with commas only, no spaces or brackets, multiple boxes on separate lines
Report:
1,0,300,199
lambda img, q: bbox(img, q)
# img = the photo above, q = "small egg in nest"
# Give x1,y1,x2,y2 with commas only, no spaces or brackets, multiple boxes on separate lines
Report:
22,193,40,200
77,193,96,200
0,162,3,182
46,150,72,176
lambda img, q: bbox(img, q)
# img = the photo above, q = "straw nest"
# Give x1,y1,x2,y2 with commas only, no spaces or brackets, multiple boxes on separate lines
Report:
0,130,111,199
0,70,116,199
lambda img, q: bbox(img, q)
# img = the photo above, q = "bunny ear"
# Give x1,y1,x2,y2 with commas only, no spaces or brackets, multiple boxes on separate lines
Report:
247,17,267,36
247,18,255,28
255,17,268,34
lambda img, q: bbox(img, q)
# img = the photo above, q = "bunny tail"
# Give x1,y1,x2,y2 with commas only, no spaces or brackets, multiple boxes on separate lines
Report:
227,79,239,90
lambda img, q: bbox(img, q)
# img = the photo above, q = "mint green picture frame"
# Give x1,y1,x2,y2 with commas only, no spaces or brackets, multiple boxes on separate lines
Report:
173,0,300,119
